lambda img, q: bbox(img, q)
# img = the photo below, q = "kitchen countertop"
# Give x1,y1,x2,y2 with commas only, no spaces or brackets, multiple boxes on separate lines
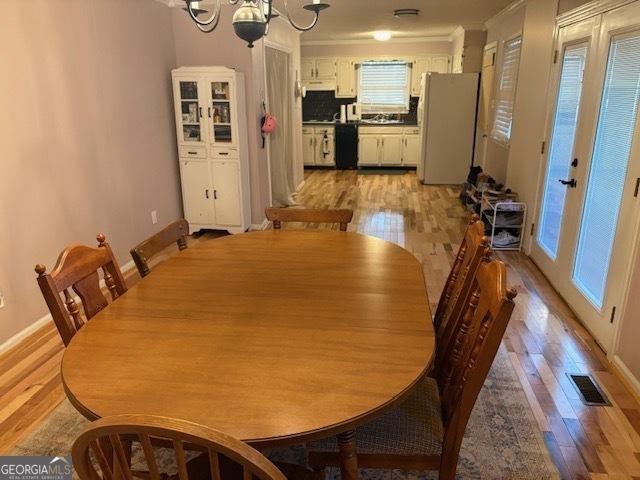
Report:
303,121,418,127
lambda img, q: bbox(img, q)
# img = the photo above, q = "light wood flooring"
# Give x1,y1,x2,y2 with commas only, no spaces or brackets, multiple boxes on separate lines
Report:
1,169,640,480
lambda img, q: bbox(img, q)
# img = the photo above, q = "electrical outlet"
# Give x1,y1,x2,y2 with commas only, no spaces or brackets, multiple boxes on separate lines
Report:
151,210,158,225
0,289,5,309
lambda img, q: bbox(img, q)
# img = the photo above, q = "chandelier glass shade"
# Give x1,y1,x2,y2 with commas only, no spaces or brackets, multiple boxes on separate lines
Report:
184,0,330,48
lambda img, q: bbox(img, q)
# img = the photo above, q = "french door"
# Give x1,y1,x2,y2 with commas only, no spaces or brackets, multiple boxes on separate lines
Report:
532,1,640,351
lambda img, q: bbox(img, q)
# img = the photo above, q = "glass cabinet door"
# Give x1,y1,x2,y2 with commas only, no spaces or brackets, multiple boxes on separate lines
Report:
208,80,235,147
176,79,205,145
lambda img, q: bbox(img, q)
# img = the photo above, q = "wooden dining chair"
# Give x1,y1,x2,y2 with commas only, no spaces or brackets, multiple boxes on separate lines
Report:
72,414,287,480
265,207,354,231
130,219,189,278
35,234,127,346
308,258,517,480
432,215,490,376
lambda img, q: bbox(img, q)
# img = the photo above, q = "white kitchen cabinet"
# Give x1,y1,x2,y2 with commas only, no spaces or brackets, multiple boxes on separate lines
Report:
402,133,420,166
180,160,214,225
359,127,420,167
336,59,356,98
430,55,451,73
303,130,316,166
315,58,337,79
301,58,316,81
302,57,337,91
358,135,381,166
172,67,251,234
315,130,335,166
410,55,452,96
302,126,335,166
380,135,404,165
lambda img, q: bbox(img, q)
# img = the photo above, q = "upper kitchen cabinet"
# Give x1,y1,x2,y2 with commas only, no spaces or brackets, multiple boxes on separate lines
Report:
303,57,337,91
336,59,357,98
410,55,452,96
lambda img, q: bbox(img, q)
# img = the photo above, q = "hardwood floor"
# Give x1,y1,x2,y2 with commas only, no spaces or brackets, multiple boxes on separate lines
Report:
1,169,639,480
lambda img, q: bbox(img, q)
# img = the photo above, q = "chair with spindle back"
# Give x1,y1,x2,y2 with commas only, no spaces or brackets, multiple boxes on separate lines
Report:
265,207,354,231
130,219,189,278
35,234,127,346
308,257,517,480
432,214,490,377
72,414,287,480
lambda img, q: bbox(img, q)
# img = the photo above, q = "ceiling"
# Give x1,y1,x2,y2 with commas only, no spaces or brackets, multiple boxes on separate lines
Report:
273,0,514,42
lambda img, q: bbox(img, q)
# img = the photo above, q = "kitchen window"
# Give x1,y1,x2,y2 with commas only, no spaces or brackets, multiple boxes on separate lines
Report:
491,35,522,145
358,61,410,114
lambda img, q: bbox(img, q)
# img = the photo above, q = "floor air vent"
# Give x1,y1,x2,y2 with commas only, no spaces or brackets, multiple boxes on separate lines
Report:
567,373,611,406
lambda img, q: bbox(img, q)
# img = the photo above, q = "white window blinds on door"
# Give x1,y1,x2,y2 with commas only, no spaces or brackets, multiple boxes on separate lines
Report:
491,36,522,144
358,61,410,114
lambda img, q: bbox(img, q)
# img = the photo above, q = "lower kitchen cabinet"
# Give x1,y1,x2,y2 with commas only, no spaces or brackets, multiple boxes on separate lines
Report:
403,131,420,167
358,135,380,166
380,135,404,165
358,127,420,167
303,126,335,166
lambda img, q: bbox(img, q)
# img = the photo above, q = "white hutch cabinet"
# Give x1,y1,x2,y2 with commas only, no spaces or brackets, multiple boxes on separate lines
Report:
171,66,251,234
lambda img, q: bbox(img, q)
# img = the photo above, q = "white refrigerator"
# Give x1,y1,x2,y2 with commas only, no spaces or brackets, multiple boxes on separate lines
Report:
416,73,479,184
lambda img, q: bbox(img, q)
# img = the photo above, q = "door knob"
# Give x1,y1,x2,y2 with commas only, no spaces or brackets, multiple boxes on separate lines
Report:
558,178,577,188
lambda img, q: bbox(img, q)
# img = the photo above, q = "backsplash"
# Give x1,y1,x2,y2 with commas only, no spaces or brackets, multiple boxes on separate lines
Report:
302,91,419,123
302,91,355,121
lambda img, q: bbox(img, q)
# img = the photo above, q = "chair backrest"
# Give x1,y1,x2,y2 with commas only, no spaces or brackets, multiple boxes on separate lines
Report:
35,234,127,346
72,414,287,480
437,258,517,470
130,219,189,278
433,214,486,332
265,207,354,231
433,216,490,375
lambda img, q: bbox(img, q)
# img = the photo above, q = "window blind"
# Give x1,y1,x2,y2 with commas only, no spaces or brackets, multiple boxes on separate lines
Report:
572,33,640,308
358,61,410,114
491,36,522,144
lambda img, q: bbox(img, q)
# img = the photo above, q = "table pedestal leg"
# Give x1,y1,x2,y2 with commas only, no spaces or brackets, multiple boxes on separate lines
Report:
337,430,358,480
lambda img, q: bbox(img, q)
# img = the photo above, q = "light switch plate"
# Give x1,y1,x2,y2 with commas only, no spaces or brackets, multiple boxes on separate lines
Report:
151,210,158,225
0,289,5,309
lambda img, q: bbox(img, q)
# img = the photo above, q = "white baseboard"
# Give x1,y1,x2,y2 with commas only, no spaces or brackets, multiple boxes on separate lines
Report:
0,313,53,357
612,354,640,400
250,219,270,231
0,259,138,357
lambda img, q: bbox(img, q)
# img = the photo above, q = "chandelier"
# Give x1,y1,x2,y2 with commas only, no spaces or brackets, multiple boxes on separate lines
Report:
184,0,330,48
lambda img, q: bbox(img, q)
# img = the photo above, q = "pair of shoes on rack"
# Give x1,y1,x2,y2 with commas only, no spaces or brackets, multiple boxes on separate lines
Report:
493,230,520,248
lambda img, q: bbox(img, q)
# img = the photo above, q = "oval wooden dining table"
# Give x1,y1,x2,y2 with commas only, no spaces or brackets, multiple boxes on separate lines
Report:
62,230,435,480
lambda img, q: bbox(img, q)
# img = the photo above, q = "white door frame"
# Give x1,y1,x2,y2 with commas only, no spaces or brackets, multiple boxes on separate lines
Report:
530,0,640,356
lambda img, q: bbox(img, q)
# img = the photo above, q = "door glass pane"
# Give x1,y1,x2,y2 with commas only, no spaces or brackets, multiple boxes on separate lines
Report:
538,44,588,258
573,33,640,308
179,81,201,142
211,82,233,144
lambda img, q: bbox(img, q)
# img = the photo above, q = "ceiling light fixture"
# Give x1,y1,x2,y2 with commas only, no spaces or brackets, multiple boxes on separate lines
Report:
393,8,420,18
373,30,392,42
184,0,330,48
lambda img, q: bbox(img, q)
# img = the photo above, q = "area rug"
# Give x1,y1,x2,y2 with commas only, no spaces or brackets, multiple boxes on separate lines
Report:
13,346,558,480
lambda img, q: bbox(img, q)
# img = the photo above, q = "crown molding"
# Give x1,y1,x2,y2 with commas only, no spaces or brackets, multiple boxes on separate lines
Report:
301,36,451,46
484,0,526,30
557,0,636,27
448,25,465,42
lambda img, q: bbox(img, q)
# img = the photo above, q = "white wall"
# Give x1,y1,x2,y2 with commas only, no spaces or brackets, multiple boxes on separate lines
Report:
301,40,452,58
506,0,559,251
479,2,526,183
0,0,181,346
